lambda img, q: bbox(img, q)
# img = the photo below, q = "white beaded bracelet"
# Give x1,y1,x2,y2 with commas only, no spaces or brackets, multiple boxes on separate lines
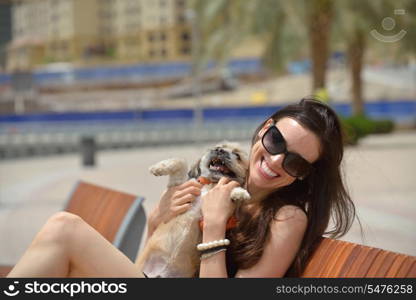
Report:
197,239,230,251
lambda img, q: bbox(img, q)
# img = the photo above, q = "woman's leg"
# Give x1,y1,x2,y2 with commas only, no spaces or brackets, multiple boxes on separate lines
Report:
7,212,143,278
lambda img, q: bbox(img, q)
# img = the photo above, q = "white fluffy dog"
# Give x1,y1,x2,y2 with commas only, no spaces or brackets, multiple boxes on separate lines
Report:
135,141,250,277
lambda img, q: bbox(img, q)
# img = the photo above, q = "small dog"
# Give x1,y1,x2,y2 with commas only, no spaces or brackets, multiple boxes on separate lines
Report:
135,141,250,277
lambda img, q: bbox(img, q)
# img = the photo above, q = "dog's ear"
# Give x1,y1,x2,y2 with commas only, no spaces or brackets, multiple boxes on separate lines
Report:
187,159,201,179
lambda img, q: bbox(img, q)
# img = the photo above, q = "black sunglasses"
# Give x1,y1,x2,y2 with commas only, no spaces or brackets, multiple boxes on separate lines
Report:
261,124,313,178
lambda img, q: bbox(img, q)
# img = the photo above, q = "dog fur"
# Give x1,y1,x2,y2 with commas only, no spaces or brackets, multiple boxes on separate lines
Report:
135,141,250,277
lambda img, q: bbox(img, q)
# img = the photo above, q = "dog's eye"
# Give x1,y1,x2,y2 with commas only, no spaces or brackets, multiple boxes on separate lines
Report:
233,152,241,160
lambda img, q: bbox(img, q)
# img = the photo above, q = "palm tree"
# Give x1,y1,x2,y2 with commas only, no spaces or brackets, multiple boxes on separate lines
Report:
306,0,334,91
249,0,337,93
249,0,285,72
333,1,382,115
189,0,255,74
192,0,337,95
277,0,334,95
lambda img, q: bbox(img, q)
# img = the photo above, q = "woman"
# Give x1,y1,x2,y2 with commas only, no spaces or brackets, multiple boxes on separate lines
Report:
8,98,356,278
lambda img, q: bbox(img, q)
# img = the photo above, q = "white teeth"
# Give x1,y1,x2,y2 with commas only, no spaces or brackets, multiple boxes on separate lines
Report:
261,160,278,177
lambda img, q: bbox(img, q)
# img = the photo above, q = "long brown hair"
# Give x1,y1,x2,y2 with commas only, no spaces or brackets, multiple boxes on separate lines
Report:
228,98,358,276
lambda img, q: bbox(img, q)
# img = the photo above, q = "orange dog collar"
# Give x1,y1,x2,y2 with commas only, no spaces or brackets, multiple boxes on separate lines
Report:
198,176,212,185
199,216,238,231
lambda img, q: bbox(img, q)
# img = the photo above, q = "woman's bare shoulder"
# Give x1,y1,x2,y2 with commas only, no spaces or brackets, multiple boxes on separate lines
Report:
273,205,308,227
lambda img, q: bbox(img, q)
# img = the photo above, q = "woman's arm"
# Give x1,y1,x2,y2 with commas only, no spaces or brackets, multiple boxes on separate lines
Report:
199,177,239,278
199,220,228,277
235,205,307,278
146,180,202,239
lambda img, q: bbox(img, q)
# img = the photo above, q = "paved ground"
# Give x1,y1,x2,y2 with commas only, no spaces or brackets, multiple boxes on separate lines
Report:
0,130,415,265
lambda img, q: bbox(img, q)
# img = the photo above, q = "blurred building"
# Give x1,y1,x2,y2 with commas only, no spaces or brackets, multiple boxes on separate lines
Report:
111,0,191,61
7,0,193,70
8,0,100,70
0,2,12,70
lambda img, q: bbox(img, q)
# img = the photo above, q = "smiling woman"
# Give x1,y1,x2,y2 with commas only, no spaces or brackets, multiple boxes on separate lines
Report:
6,97,358,278
217,98,357,277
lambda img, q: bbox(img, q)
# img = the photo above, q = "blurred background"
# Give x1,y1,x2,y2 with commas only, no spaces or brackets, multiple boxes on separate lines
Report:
0,0,415,266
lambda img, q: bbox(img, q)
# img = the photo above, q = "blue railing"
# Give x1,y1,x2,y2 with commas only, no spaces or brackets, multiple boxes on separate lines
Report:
0,100,414,125
0,100,414,160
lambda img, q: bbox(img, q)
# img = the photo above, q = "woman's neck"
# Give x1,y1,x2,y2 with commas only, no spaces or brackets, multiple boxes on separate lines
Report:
246,184,270,204
243,203,259,216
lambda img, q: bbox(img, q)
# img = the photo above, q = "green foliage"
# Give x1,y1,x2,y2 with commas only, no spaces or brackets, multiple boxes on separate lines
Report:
372,119,395,134
43,56,57,64
341,115,395,145
106,47,115,58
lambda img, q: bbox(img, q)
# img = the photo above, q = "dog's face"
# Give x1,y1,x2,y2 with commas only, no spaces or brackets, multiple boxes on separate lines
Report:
188,141,248,185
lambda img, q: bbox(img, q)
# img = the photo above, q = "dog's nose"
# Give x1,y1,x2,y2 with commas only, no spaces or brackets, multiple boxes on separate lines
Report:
215,148,225,154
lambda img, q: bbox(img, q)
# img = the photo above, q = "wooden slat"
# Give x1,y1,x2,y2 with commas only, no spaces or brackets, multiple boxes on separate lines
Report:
385,254,408,277
337,243,363,277
316,240,345,277
395,257,416,277
355,247,382,277
65,181,137,242
366,251,394,277
373,252,399,277
300,237,416,278
324,242,358,277
405,261,416,277
301,238,334,277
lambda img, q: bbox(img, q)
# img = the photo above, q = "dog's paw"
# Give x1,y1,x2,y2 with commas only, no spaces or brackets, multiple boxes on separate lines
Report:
230,187,251,203
149,158,187,176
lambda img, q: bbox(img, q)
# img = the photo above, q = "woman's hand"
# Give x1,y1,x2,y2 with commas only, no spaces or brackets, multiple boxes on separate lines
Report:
201,177,240,228
148,179,202,234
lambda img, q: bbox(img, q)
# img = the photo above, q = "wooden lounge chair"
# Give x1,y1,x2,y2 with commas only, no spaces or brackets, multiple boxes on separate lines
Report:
301,237,416,277
64,181,146,262
1,182,415,278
